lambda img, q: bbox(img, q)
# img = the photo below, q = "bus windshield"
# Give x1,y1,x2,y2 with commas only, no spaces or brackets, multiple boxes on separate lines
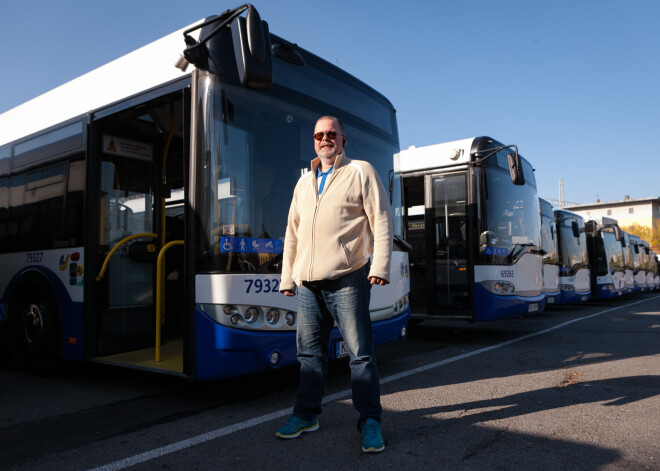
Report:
557,218,588,275
540,201,558,264
195,76,398,273
630,240,642,271
480,159,541,264
602,230,625,273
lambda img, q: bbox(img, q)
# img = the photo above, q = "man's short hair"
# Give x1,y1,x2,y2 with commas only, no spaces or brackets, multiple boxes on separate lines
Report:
317,116,345,134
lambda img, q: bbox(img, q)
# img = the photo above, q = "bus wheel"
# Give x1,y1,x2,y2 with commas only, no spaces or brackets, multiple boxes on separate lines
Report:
19,298,59,374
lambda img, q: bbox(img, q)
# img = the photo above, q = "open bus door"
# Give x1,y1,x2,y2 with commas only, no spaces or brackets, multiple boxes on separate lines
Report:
89,90,189,376
403,171,472,321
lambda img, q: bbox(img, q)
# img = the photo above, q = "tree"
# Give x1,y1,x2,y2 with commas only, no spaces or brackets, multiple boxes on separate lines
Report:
621,222,660,253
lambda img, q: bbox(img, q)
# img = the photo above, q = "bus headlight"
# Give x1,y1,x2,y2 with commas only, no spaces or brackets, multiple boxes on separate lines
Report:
481,280,515,295
285,311,296,326
199,304,298,331
245,307,259,323
393,295,409,313
223,305,238,316
266,309,280,325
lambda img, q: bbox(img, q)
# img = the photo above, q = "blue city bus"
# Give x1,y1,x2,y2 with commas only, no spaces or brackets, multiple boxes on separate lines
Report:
584,218,625,298
650,251,660,291
627,234,647,292
393,137,545,322
553,209,590,303
640,242,655,290
621,231,635,294
539,198,560,305
0,5,409,379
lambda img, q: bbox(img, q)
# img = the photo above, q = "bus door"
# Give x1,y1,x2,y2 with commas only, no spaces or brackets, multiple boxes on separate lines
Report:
404,171,470,319
428,173,470,316
92,91,187,375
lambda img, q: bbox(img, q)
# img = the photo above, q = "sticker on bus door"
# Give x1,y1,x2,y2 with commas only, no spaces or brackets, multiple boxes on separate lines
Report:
220,237,283,254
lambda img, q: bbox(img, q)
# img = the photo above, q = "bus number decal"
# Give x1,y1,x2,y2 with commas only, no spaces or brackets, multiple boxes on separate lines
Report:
26,252,44,264
500,269,515,278
244,278,280,294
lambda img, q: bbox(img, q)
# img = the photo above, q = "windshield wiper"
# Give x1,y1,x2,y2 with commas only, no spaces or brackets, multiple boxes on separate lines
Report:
506,243,535,262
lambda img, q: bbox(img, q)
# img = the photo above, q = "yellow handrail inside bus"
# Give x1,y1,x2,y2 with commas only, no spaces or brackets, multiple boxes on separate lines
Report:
161,111,175,247
95,233,158,281
155,240,184,362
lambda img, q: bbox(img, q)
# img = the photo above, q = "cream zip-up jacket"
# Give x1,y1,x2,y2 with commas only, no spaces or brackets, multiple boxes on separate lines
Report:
280,152,393,292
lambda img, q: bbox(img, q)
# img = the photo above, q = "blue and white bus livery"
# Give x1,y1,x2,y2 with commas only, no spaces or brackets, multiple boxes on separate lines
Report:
553,209,590,303
0,4,409,379
393,137,545,322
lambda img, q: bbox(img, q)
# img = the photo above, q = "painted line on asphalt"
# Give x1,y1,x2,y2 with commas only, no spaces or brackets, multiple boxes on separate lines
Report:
89,295,659,471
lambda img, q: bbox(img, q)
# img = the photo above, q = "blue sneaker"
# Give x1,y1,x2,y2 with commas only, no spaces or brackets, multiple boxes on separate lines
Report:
275,416,319,439
361,418,385,453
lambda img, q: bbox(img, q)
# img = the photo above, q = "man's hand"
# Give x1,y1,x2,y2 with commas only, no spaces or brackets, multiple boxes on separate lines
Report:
369,276,388,286
282,289,296,297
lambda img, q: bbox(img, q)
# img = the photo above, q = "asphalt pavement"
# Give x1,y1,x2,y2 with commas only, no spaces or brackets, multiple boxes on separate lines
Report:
1,293,658,470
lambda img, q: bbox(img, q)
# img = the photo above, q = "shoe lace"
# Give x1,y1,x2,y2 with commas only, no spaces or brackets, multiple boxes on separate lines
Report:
363,420,380,440
288,416,310,428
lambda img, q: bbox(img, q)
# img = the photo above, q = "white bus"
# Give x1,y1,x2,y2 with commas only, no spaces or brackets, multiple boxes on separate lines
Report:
0,4,409,379
584,218,626,298
621,231,635,294
651,251,660,290
628,234,648,291
393,137,544,322
553,209,590,303
539,198,560,304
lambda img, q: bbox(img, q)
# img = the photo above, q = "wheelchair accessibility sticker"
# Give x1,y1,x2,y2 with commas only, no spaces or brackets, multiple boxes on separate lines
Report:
220,237,283,254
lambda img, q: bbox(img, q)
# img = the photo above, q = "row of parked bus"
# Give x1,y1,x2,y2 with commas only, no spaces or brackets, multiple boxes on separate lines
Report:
0,4,656,380
393,138,659,324
541,206,659,303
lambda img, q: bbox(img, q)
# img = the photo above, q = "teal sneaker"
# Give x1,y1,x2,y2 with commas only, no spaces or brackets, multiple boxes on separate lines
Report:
275,416,319,439
361,418,385,453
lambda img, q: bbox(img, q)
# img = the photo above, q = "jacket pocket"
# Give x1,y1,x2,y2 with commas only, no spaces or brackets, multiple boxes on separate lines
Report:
338,238,350,267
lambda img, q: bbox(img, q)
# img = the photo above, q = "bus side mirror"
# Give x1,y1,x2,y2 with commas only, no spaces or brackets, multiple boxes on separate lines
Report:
614,225,623,241
584,220,596,235
231,5,273,90
571,221,580,238
507,152,525,186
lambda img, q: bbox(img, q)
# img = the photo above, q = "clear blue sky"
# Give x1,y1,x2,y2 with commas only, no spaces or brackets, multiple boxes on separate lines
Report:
1,0,658,204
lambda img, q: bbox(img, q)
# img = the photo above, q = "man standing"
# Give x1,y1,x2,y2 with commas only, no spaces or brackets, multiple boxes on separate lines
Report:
276,116,393,453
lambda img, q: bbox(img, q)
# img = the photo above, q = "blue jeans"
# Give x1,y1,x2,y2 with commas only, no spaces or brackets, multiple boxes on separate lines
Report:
293,264,382,429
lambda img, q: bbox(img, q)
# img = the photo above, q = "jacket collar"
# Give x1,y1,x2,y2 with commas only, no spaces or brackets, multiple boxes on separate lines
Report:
310,152,350,174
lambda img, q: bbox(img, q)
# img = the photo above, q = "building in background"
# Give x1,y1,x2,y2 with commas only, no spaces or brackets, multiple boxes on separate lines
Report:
566,196,659,229
566,196,660,251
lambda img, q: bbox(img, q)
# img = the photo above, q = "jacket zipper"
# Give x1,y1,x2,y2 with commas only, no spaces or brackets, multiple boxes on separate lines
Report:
308,162,338,281
309,172,320,280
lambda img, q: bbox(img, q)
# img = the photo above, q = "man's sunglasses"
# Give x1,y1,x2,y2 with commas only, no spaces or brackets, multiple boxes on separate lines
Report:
313,131,343,141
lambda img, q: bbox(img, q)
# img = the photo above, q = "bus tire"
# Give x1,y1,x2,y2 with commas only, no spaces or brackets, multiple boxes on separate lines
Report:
17,295,60,375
